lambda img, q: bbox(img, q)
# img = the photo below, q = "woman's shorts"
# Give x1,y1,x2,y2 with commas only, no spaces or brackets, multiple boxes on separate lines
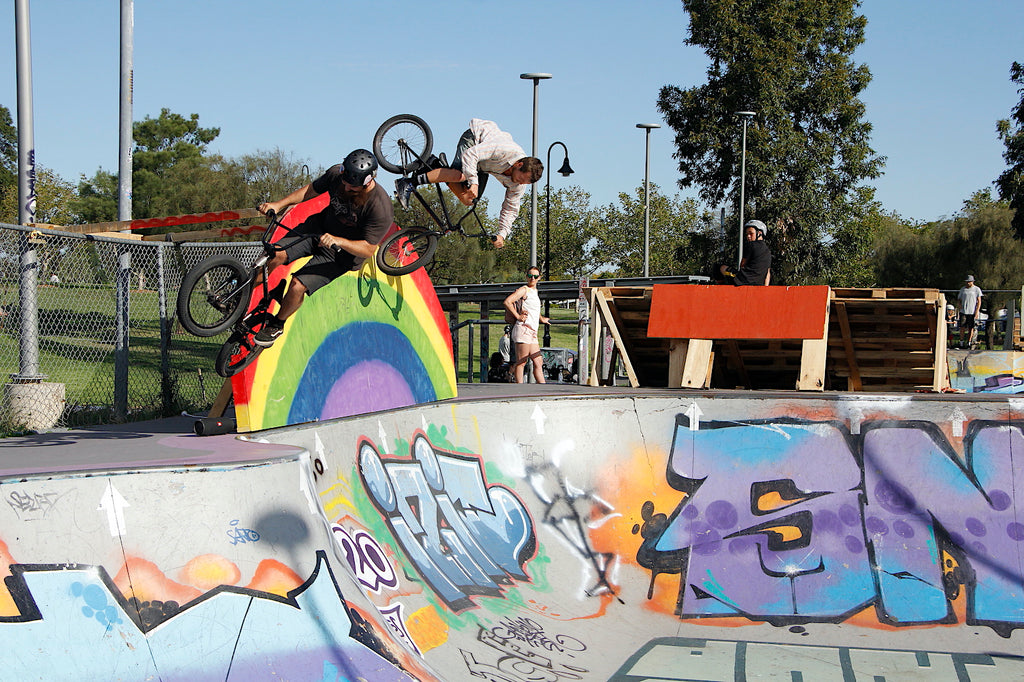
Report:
513,323,538,345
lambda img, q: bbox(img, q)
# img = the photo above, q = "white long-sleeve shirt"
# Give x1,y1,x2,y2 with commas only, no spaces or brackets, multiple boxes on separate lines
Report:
459,119,528,239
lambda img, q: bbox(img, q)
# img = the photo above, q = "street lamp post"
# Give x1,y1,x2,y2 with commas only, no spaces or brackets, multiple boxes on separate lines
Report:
544,142,574,347
520,72,551,268
736,111,756,267
636,123,660,277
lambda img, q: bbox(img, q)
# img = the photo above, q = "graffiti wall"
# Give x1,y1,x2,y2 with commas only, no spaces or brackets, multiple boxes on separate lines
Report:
269,393,1024,679
0,455,430,680
5,392,1024,679
947,349,1024,393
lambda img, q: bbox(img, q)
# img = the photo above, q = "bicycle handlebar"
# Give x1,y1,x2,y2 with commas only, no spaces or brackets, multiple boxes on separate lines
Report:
261,207,340,254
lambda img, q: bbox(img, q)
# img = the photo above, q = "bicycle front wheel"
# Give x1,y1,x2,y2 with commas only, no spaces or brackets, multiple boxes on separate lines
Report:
215,330,264,377
373,114,433,174
177,255,252,337
375,226,439,276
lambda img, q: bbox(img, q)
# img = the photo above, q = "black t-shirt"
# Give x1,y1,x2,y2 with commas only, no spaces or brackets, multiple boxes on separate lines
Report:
311,164,394,247
735,240,771,285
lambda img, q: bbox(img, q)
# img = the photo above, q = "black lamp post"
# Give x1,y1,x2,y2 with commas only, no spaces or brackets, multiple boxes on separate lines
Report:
544,141,574,347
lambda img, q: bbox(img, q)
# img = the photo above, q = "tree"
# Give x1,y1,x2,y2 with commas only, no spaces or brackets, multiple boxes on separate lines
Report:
74,108,221,222
0,104,15,202
592,183,702,277
657,0,884,284
872,190,1024,304
996,61,1024,239
225,148,316,207
0,165,77,226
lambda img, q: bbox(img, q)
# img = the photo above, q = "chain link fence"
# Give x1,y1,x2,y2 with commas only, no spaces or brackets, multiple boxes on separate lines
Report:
0,222,262,433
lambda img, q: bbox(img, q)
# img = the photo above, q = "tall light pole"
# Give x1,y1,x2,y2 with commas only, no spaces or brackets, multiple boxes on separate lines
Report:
736,111,756,267
520,73,551,268
636,123,660,277
544,142,574,347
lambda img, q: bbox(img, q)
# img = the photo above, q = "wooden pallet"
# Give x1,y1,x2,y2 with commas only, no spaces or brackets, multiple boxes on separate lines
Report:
828,288,947,392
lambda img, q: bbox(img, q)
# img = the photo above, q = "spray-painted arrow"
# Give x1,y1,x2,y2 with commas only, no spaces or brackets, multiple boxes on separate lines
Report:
950,407,967,438
98,482,129,538
685,402,704,431
532,404,548,435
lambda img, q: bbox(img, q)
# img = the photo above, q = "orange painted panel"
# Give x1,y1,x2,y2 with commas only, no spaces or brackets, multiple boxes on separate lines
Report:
647,285,830,339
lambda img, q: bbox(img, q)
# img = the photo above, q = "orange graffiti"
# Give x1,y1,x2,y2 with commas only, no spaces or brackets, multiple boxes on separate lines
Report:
0,537,18,616
757,490,802,512
114,556,202,605
405,605,448,653
179,554,242,592
246,559,302,596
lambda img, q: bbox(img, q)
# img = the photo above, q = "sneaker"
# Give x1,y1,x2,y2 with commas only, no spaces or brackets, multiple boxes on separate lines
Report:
253,321,284,347
395,177,414,210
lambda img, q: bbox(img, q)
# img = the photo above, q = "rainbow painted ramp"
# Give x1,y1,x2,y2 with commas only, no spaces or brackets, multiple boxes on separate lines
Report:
231,197,456,432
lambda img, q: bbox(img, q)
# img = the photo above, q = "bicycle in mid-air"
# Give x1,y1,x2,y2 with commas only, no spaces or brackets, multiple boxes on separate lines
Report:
175,210,327,377
372,114,497,276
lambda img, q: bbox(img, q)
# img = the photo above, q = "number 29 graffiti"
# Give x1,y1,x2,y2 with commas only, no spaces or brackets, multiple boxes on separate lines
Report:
358,432,537,612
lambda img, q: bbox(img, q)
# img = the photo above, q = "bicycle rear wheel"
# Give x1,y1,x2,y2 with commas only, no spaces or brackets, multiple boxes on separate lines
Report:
374,114,433,174
215,329,264,377
375,226,439,276
177,255,251,337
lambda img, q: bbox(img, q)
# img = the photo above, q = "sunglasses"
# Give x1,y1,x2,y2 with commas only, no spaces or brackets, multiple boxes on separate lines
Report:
527,274,540,279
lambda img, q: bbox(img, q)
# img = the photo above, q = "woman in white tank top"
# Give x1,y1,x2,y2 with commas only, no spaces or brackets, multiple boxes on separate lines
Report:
503,266,549,383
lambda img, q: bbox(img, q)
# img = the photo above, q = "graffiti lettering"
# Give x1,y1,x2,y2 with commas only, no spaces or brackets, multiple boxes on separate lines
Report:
489,616,586,655
226,519,260,545
636,416,1024,636
461,624,588,682
331,524,398,593
377,601,421,656
7,490,60,520
359,432,536,612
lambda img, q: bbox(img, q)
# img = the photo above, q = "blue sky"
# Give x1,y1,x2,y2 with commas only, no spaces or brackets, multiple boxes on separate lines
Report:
1,0,1019,224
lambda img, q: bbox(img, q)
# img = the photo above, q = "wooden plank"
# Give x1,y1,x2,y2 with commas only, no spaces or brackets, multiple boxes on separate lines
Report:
594,289,640,387
59,208,262,235
798,298,830,391
208,378,234,418
667,339,686,388
680,339,713,388
648,285,831,340
587,288,604,386
932,294,949,391
833,301,862,391
141,222,267,242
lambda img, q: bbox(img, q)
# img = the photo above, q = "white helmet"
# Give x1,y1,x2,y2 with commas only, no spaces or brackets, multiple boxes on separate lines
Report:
745,219,767,236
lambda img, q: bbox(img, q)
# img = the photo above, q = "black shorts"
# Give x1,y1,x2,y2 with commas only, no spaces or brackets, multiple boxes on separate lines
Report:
278,213,354,294
962,313,976,330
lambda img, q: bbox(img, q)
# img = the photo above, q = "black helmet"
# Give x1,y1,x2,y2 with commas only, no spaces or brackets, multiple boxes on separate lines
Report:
342,149,378,186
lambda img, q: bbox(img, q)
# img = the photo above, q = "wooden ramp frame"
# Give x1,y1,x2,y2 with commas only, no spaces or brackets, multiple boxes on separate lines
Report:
586,285,950,392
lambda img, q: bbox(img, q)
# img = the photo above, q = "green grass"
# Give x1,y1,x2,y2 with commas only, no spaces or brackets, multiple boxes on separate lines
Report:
0,283,223,432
